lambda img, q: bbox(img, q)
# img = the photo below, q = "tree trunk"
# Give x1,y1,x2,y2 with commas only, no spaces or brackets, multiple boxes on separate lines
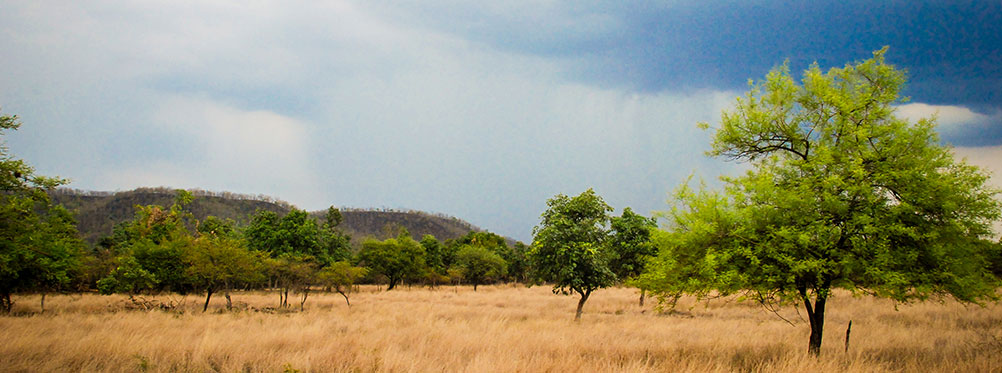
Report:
1,290,11,314
337,288,351,307
639,289,646,307
575,289,592,321
40,292,46,314
803,292,828,356
300,289,308,312
224,280,232,311
282,288,289,308
387,278,398,291
203,288,214,312
844,320,852,353
473,282,478,292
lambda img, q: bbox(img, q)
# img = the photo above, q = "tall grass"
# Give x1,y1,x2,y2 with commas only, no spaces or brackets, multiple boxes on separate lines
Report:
1,286,999,372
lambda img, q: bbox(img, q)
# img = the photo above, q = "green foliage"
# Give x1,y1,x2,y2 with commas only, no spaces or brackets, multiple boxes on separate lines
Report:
507,242,531,283
316,261,367,305
991,238,1002,278
420,234,446,274
644,48,1002,354
454,245,507,291
446,231,525,282
529,189,616,320
608,207,657,281
245,210,281,252
324,206,343,228
186,232,264,311
133,238,194,293
321,207,352,265
0,111,84,312
96,193,199,294
356,233,426,290
97,256,156,295
266,252,320,309
197,216,237,238
245,207,350,266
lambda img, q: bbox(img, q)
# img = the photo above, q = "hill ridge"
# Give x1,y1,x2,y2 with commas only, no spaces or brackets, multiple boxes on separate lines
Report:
50,187,493,247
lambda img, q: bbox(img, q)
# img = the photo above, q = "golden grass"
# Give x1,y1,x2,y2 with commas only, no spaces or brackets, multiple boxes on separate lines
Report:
2,285,1000,372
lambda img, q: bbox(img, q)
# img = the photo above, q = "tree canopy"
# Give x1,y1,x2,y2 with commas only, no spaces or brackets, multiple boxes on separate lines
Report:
608,207,657,281
356,232,426,290
454,244,507,291
245,207,351,266
641,48,1002,355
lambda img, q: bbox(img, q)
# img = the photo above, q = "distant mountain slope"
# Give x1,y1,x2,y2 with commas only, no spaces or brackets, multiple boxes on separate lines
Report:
333,209,484,246
50,188,489,247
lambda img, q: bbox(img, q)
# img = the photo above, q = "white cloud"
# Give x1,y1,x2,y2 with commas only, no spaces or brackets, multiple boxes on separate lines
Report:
896,103,1002,146
897,103,989,127
96,97,323,208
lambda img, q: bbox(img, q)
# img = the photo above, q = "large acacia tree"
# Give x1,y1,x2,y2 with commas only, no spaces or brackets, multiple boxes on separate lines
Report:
643,48,1002,355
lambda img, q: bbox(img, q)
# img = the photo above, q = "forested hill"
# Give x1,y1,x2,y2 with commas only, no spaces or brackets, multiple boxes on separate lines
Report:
50,188,490,247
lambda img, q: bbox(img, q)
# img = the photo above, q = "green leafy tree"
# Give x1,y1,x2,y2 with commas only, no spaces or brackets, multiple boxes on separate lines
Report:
506,241,531,283
321,207,352,264
420,234,445,274
448,231,524,282
0,112,84,313
96,256,156,296
287,255,319,311
131,236,193,293
186,232,264,312
356,233,426,290
529,189,617,321
645,48,1002,355
316,261,367,306
608,207,658,305
197,216,237,238
245,210,281,252
635,185,739,311
246,208,349,266
266,253,319,310
991,238,1002,278
454,245,507,291
20,205,85,312
93,191,201,298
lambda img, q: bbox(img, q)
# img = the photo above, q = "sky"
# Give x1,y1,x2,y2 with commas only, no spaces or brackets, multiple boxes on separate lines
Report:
1,1,1000,242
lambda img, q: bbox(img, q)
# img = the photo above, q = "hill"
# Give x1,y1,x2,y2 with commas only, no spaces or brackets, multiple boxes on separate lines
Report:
50,188,491,247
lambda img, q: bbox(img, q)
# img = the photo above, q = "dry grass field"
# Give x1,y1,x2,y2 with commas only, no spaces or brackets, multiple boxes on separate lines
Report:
2,285,1001,372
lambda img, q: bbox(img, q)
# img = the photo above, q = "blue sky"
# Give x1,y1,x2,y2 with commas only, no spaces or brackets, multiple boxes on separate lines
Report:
1,1,1000,241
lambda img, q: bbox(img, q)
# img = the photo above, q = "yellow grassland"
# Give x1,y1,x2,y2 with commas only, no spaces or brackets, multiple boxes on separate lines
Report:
1,285,1000,372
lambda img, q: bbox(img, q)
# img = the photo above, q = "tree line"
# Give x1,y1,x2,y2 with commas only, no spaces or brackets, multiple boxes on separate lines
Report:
3,184,548,313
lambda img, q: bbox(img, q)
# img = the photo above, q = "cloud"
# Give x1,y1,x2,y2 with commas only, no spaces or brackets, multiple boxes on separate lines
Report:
306,27,741,238
896,103,1002,146
94,97,323,207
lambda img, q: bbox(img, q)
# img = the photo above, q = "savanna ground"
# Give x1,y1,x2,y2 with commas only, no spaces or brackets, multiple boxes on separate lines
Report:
2,285,1001,372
